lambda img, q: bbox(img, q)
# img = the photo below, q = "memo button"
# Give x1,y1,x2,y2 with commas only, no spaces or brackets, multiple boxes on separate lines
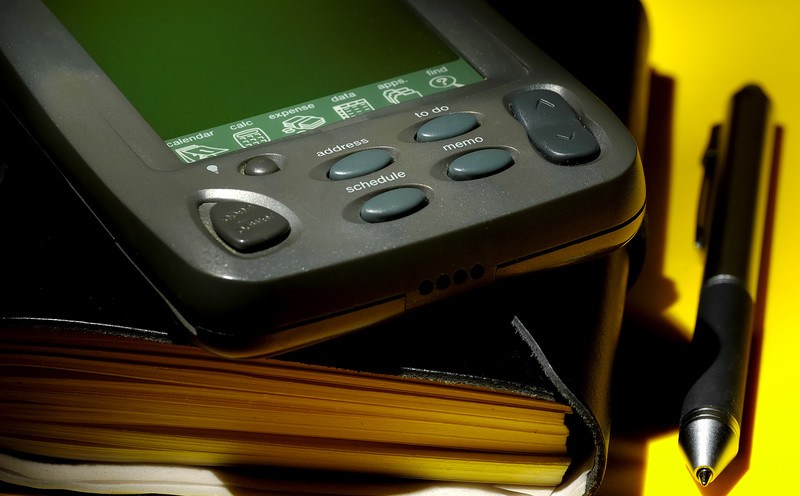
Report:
448,148,513,180
210,201,290,252
361,187,428,223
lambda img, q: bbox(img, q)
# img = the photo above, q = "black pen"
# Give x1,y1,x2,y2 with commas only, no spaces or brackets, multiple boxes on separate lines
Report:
678,84,774,486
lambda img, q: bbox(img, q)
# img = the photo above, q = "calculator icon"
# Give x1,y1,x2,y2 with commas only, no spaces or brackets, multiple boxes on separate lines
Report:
233,128,271,148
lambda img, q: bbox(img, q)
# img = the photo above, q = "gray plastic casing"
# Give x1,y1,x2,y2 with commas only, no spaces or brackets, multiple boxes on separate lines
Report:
0,0,645,357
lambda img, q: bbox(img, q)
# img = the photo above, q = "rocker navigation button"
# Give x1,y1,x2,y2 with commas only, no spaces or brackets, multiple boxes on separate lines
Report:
509,89,600,165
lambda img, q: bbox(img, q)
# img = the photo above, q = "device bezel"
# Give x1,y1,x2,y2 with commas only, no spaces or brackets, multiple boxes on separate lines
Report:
0,0,646,356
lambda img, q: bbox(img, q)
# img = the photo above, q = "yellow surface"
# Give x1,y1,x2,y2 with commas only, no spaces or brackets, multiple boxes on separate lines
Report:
601,1,800,495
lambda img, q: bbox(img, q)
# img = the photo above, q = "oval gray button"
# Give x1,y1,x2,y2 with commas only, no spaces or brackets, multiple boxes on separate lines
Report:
329,148,393,180
447,149,514,180
416,113,479,143
360,188,428,223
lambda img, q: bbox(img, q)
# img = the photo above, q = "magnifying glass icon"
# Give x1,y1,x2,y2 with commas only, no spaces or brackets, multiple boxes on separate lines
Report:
429,75,464,88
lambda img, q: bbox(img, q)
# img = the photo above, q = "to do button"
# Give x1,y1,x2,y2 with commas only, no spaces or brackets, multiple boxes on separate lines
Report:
415,113,479,143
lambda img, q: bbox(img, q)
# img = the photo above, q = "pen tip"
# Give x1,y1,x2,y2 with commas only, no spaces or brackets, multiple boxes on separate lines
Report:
697,468,713,486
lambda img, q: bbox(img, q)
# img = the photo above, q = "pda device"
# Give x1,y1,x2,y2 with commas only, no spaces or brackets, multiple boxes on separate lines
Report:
0,0,645,357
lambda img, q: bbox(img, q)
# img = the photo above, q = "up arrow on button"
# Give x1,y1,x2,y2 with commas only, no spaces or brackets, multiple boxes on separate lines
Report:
535,98,556,110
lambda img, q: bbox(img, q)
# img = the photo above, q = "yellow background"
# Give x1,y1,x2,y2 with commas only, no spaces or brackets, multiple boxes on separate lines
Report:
600,1,800,494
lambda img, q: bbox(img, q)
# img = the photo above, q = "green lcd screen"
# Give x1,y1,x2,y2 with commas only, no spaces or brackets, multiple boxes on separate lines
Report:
43,0,485,163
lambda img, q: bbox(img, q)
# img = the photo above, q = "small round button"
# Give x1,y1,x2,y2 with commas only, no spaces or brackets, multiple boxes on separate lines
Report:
241,155,280,176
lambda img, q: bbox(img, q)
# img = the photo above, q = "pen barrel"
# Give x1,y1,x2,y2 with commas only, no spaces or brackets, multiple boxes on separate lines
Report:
681,278,754,424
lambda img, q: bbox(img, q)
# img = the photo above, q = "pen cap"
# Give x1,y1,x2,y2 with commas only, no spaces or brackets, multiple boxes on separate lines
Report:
701,85,773,297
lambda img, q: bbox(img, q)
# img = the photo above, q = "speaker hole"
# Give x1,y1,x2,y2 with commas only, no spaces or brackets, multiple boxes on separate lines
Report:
470,264,485,280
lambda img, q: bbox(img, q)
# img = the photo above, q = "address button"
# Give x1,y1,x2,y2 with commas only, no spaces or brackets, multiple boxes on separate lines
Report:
329,148,393,180
360,187,428,223
209,201,290,252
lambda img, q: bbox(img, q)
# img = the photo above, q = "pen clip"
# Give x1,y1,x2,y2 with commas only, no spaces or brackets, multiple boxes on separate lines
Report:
696,124,721,250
